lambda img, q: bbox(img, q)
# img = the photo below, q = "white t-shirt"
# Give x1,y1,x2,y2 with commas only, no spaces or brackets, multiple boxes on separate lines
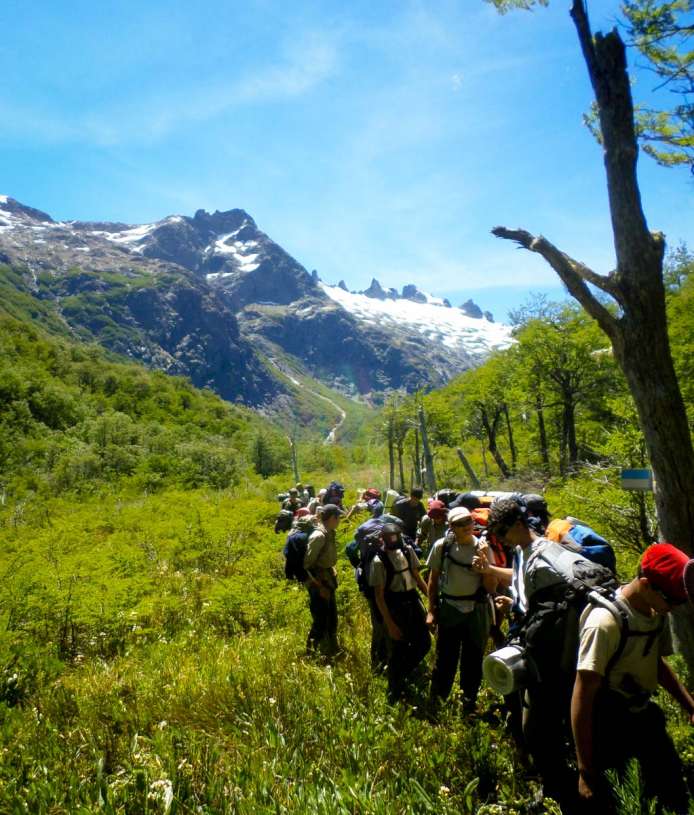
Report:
577,588,673,700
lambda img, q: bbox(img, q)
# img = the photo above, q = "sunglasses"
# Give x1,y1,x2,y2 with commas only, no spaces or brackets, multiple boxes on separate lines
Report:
652,585,686,607
451,520,473,528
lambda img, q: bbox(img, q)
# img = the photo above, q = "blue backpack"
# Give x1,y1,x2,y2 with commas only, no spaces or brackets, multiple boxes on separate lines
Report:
547,517,617,573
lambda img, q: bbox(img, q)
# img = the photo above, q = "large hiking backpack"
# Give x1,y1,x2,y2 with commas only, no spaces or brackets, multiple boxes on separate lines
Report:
324,481,345,506
520,540,619,680
546,518,617,573
274,509,294,534
357,537,416,601
284,530,309,582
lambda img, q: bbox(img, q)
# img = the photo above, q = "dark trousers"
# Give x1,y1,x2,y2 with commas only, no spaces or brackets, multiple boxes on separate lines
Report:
368,597,387,672
384,592,431,701
431,602,490,705
588,693,689,815
306,585,338,656
523,677,579,814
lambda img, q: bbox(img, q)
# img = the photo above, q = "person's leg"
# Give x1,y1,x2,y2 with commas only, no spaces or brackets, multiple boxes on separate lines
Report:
401,597,430,679
306,586,328,653
459,604,491,708
523,682,578,814
325,589,339,656
430,620,463,700
385,601,409,702
633,703,689,815
368,598,387,672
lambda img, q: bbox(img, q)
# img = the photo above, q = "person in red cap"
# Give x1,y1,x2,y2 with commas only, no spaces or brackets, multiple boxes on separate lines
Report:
571,542,694,814
416,500,448,556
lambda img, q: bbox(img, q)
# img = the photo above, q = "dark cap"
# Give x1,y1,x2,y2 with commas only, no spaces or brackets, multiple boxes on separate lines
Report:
320,503,342,520
381,523,401,538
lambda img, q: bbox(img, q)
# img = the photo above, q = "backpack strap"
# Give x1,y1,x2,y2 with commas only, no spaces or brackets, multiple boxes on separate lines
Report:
587,591,665,682
382,545,414,592
442,538,476,570
440,539,485,602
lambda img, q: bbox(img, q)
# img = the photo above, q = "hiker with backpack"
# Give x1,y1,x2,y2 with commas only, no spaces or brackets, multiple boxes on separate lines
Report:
307,488,327,516
426,507,498,712
392,487,426,540
416,500,448,556
345,488,383,521
282,488,305,512
348,514,406,672
283,511,315,582
323,481,346,508
571,542,694,813
303,504,342,659
369,522,431,702
479,496,619,813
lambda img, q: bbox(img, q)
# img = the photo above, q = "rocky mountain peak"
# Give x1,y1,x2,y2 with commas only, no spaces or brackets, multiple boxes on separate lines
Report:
362,278,387,299
458,298,495,322
401,284,427,304
0,195,54,224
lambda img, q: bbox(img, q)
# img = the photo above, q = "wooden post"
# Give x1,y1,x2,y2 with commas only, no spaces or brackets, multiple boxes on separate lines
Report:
418,405,437,493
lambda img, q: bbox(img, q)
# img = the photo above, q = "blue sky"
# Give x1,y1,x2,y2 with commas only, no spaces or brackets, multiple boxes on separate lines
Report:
1,0,691,321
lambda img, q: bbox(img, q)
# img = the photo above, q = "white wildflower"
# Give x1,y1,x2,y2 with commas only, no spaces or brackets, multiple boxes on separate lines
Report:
149,778,174,813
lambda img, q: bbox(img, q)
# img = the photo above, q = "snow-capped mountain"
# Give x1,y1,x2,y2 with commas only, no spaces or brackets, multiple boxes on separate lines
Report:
320,283,509,359
0,194,512,417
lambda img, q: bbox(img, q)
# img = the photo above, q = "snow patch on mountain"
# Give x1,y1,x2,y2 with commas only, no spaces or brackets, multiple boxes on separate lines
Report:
210,233,261,272
320,283,512,358
91,223,157,251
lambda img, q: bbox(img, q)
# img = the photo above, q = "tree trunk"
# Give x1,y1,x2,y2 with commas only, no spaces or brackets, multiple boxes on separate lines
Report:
479,405,511,479
289,433,300,483
413,428,421,484
418,406,437,492
535,392,550,469
502,402,517,473
562,395,578,471
492,0,694,673
456,447,481,489
480,442,489,478
397,441,406,493
387,419,395,490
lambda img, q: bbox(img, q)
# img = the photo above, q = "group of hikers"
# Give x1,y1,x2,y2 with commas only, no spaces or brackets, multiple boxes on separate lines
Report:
274,481,694,814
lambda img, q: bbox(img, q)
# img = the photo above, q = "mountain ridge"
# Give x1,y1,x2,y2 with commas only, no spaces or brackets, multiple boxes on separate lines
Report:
0,194,512,435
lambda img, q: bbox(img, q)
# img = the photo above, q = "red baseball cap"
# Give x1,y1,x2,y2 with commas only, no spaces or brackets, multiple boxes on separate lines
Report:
428,500,447,519
294,507,311,518
640,543,692,603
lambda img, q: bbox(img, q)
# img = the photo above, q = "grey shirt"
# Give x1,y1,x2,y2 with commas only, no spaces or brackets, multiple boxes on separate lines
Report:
427,534,484,614
369,547,420,593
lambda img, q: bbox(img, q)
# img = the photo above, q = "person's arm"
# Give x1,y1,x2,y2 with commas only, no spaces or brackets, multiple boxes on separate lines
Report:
482,572,498,595
413,566,428,596
375,583,401,640
427,568,441,629
571,669,603,801
658,657,694,723
473,553,513,587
